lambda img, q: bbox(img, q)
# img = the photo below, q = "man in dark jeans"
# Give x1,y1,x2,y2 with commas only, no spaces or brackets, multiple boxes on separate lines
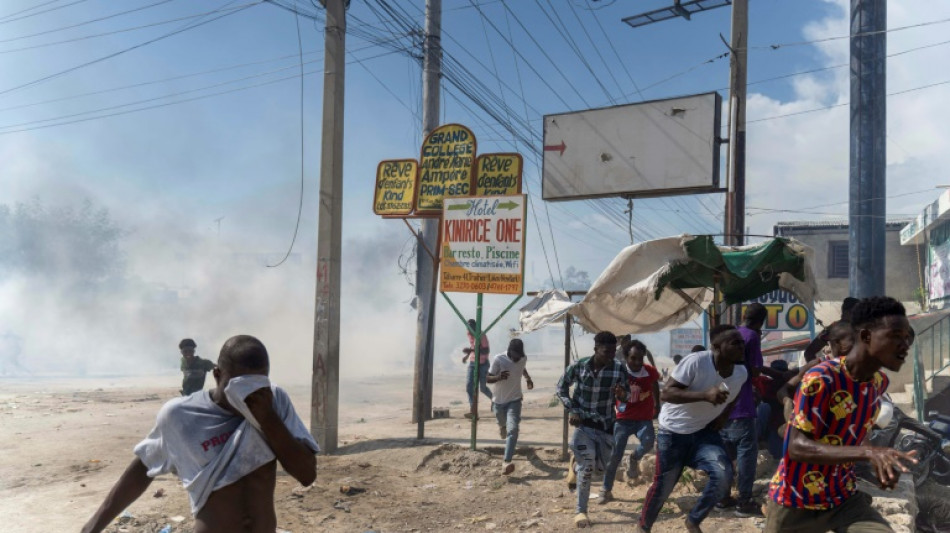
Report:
718,303,767,517
636,325,747,533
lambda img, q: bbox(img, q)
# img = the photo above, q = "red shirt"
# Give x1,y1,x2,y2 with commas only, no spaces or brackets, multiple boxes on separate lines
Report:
466,332,490,364
616,364,660,421
768,358,888,510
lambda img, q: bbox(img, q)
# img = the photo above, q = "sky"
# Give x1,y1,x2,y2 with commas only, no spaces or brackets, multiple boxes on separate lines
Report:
0,0,948,381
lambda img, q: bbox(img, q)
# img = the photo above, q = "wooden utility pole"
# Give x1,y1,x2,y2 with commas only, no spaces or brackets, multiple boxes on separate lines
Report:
311,0,346,454
412,0,442,434
723,0,748,249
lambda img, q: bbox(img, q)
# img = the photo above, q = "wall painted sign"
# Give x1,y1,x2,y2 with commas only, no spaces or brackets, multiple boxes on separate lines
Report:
373,159,417,216
416,124,476,214
440,195,526,295
474,153,522,196
741,290,813,332
669,328,704,357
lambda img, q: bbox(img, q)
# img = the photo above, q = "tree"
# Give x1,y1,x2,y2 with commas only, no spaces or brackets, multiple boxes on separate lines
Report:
0,198,124,283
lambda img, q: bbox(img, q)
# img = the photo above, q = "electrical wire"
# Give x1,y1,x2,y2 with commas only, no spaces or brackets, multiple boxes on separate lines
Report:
266,3,305,268
0,0,176,44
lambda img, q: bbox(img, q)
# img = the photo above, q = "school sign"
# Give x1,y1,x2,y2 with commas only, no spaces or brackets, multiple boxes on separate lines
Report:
440,195,526,295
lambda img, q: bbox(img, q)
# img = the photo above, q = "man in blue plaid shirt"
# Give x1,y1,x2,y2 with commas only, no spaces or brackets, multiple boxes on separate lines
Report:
556,331,628,528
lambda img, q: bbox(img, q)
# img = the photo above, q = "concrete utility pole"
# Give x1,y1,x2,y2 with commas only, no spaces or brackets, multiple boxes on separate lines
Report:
311,0,346,454
849,0,886,298
723,0,747,249
411,0,441,434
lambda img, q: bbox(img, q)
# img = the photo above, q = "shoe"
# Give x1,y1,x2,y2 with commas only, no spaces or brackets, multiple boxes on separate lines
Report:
684,518,703,533
499,426,507,439
503,462,515,475
573,513,591,528
566,455,577,491
596,490,613,505
627,457,641,480
715,495,737,510
463,412,478,420
735,500,764,518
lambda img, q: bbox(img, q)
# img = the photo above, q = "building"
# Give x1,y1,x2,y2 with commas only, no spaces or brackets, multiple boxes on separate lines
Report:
774,219,924,312
901,190,950,311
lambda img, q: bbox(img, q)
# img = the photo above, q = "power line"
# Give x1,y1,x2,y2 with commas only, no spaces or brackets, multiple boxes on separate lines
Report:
0,0,88,25
0,0,262,98
0,0,175,44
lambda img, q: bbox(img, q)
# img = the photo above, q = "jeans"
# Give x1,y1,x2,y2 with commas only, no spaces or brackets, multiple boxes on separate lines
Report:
602,419,655,492
757,402,785,459
570,425,614,514
721,417,758,502
639,428,733,530
494,398,522,462
466,362,492,408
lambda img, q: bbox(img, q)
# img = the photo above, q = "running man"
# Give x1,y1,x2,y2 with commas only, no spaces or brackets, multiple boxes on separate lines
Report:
487,338,533,476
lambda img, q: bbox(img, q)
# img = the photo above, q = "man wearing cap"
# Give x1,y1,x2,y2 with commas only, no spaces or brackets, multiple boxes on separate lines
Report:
487,338,534,476
179,338,215,396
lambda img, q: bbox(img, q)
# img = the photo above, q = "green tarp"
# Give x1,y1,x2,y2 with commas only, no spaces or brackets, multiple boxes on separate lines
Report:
654,235,811,305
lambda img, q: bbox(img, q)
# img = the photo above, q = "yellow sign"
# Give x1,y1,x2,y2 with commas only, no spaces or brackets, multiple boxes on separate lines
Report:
440,195,526,295
373,159,417,216
416,124,476,214
474,153,522,196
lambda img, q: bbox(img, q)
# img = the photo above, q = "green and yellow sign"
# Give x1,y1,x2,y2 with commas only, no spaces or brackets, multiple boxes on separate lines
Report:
415,124,476,214
373,159,417,216
474,153,522,196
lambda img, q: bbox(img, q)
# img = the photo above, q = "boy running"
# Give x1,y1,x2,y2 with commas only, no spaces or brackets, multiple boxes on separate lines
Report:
599,339,660,502
556,331,628,528
766,297,917,533
487,338,534,475
636,325,748,533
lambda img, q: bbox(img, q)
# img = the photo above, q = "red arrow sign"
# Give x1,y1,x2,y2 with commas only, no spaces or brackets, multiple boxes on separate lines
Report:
543,141,566,156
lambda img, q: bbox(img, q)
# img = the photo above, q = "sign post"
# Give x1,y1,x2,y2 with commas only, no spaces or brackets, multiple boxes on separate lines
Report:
439,194,527,449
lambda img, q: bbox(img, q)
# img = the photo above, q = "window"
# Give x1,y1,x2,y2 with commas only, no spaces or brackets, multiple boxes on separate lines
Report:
828,241,849,278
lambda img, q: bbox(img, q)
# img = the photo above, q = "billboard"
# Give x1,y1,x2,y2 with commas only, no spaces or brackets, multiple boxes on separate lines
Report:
741,290,813,332
542,92,721,201
440,195,526,295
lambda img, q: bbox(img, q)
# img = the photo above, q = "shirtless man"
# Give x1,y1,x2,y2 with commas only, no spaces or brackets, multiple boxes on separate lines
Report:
81,335,318,533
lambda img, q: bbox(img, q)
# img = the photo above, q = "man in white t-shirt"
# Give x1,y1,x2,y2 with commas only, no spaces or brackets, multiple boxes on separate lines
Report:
636,324,748,533
82,335,318,533
487,338,534,475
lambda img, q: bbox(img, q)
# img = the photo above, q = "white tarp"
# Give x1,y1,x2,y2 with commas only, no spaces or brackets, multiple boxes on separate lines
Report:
518,235,816,335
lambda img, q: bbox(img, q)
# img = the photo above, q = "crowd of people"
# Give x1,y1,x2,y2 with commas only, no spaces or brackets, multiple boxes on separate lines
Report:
78,295,916,532
551,295,917,532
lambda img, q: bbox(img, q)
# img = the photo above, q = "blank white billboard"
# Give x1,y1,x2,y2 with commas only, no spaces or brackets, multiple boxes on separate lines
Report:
542,92,722,201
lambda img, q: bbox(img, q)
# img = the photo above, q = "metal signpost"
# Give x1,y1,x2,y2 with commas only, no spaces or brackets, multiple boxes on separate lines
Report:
372,123,525,443
439,194,527,449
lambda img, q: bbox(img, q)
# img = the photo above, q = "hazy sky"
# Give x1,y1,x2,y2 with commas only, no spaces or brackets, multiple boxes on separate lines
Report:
1,0,948,380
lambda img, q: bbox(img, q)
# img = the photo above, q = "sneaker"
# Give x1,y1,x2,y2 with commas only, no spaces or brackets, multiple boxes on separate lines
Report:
573,513,591,528
502,462,515,475
499,426,507,439
735,500,764,517
596,490,613,505
715,495,738,510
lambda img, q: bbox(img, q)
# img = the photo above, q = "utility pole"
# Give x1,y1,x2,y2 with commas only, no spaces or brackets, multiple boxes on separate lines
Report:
723,0,747,249
624,198,634,245
411,0,441,434
311,0,346,454
849,0,886,298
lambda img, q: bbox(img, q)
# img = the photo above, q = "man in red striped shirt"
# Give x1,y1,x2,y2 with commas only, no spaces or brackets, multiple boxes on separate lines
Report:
765,297,917,533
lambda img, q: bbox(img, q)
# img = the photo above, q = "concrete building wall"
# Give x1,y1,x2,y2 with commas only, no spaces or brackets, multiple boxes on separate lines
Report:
774,220,923,304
